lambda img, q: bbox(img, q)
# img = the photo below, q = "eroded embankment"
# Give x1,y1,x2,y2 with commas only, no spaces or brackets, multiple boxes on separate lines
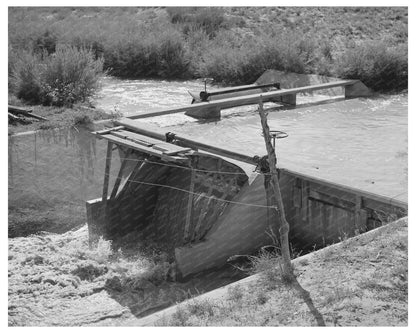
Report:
134,217,408,327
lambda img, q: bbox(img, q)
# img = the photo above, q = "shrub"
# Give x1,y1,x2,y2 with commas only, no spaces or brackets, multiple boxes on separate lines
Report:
197,30,323,85
335,41,407,92
10,45,104,106
34,30,57,55
167,7,227,38
40,45,104,106
9,50,43,103
104,28,190,79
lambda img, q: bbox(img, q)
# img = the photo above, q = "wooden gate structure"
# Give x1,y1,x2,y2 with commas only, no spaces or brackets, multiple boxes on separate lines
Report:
87,119,407,278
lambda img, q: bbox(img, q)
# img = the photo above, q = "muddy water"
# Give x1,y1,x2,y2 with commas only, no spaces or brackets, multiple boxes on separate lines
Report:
95,77,408,203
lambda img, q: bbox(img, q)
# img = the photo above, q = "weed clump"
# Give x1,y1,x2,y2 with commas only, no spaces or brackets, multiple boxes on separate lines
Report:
249,248,294,290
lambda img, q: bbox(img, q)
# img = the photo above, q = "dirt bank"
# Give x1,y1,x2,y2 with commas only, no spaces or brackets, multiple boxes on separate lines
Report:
136,218,408,326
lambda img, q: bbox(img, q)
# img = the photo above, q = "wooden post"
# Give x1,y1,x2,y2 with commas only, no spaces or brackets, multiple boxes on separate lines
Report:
184,157,197,242
101,141,113,232
258,96,293,278
110,148,132,200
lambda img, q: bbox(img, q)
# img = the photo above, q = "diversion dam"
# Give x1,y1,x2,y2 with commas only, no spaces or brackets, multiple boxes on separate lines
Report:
9,76,408,318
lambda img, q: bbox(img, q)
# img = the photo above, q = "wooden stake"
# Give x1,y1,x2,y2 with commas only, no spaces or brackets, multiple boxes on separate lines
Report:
258,96,293,277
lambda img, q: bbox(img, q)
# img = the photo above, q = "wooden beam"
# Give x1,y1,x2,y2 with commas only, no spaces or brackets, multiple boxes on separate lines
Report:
101,141,113,230
110,149,131,200
126,80,359,120
280,168,408,210
184,163,196,242
98,133,189,164
8,105,48,121
114,118,258,166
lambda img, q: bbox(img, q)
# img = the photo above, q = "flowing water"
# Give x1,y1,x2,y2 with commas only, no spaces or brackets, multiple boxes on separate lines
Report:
96,77,408,202
9,77,407,236
8,77,408,321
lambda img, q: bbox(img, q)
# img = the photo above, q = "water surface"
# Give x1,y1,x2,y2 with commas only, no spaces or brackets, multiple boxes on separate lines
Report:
95,77,408,202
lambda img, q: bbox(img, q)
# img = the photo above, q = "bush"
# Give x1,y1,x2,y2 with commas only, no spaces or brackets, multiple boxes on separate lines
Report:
167,7,227,38
197,30,321,85
335,41,408,92
9,51,43,103
10,45,104,106
104,28,190,79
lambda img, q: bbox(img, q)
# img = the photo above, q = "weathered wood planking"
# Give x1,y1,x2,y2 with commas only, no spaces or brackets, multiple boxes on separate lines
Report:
114,118,259,165
98,133,189,163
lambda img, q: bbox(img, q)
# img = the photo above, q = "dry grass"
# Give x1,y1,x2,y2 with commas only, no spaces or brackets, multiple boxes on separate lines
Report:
154,218,408,326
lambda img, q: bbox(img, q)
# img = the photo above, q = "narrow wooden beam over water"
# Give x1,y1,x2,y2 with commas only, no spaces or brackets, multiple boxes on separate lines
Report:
114,118,258,165
125,80,364,120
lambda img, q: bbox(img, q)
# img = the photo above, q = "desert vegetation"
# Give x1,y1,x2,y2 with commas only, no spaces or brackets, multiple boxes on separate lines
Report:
8,6,408,108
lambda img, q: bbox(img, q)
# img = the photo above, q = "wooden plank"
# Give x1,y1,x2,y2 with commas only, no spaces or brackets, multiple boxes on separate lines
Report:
8,105,48,121
280,168,408,209
112,130,160,146
301,179,309,223
193,159,222,240
94,126,125,135
98,133,189,164
107,129,192,155
153,143,192,156
309,189,356,212
184,166,196,242
109,150,131,200
114,118,258,165
86,198,104,246
125,80,358,120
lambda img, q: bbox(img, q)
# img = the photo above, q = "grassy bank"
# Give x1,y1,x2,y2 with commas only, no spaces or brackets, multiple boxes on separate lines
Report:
9,7,408,95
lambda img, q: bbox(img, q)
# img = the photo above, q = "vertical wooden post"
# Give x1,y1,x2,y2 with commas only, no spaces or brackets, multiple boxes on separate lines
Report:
110,148,132,200
258,96,293,278
101,141,113,231
184,157,197,242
